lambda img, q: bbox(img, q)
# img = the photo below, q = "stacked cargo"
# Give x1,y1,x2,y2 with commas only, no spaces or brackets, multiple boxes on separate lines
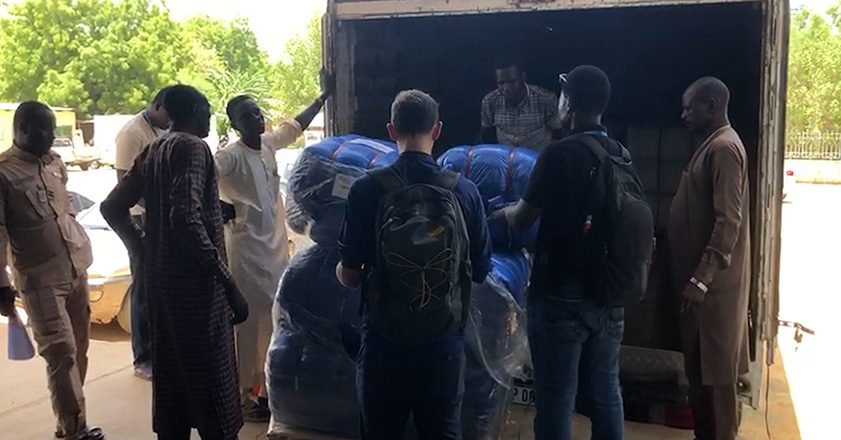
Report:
267,138,534,439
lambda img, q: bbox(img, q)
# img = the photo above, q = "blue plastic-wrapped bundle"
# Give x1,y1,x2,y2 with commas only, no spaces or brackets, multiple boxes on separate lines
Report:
266,245,362,437
463,250,530,440
286,135,399,246
438,145,540,249
267,246,530,439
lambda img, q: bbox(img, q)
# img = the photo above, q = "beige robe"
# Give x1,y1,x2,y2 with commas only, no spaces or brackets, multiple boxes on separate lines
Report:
668,125,751,386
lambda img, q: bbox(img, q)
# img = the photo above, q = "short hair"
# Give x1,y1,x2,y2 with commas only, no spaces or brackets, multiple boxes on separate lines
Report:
565,65,611,115
13,101,52,132
687,77,730,108
163,85,209,126
494,53,523,72
152,86,174,106
226,95,256,123
390,90,439,137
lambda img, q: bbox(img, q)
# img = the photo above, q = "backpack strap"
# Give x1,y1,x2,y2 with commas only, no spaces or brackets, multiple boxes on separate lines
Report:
569,134,632,163
369,167,406,193
569,133,610,162
427,169,460,191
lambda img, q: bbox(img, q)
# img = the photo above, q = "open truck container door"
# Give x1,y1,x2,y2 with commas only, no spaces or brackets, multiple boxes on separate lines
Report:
324,0,787,411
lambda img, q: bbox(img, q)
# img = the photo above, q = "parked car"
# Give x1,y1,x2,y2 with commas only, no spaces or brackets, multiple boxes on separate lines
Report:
52,136,101,171
74,192,133,332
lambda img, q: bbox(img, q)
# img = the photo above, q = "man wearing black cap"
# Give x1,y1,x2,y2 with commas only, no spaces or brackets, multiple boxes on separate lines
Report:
495,65,626,440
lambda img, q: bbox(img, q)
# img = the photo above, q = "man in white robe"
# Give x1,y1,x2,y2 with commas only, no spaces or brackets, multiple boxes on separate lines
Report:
215,74,334,422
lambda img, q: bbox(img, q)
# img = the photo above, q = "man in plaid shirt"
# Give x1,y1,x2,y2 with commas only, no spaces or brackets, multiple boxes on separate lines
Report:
480,55,565,153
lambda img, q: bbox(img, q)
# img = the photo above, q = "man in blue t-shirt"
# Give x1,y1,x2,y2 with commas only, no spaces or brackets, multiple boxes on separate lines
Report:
337,89,491,440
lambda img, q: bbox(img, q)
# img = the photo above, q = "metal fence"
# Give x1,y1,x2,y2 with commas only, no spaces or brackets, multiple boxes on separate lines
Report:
786,132,841,160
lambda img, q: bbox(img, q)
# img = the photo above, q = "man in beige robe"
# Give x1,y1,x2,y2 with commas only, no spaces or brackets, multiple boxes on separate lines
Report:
668,77,751,440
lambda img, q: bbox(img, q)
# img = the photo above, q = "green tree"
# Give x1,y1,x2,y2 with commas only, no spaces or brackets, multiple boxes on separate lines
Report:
182,15,270,76
0,0,188,117
787,7,841,132
272,13,323,118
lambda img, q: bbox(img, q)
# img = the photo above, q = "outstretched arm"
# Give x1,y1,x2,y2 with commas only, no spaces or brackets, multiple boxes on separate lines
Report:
294,69,336,131
498,146,558,231
101,156,146,257
265,71,336,151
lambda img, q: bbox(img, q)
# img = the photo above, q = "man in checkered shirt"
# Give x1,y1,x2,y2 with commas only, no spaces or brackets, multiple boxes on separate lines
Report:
480,55,566,153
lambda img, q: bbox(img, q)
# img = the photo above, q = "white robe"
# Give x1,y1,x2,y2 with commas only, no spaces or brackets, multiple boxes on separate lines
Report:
215,119,302,395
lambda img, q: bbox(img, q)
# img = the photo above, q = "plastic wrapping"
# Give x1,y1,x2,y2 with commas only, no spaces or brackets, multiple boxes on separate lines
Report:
438,145,538,203
462,250,530,440
267,246,361,436
438,145,540,249
285,136,399,246
267,246,530,439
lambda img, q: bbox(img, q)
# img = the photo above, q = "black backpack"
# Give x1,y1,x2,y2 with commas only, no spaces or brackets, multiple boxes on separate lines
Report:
571,134,655,307
366,167,473,345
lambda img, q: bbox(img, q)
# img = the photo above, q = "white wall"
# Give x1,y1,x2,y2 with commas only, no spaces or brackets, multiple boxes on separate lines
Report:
786,159,841,184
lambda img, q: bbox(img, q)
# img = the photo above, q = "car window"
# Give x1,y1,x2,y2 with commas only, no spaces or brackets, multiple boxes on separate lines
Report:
67,191,108,230
53,138,73,148
77,204,110,230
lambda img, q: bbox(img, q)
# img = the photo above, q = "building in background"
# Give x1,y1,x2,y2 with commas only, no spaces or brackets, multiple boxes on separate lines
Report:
0,103,76,151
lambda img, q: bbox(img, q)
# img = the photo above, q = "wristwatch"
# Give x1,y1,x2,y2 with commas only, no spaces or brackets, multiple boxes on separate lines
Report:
689,277,709,294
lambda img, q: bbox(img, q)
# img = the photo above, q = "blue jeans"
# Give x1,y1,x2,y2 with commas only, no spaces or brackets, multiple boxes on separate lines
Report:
528,283,624,440
128,216,152,366
357,343,465,440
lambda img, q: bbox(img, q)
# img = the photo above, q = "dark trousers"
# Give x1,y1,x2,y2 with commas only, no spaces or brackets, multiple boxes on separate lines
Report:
685,336,740,440
528,284,625,440
357,343,465,440
128,215,152,366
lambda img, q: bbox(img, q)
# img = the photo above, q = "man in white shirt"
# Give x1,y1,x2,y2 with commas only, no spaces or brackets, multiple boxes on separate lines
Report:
215,71,334,422
113,86,172,381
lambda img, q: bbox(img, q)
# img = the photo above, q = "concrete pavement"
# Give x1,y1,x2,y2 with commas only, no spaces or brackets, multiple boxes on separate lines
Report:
0,321,268,440
0,172,830,440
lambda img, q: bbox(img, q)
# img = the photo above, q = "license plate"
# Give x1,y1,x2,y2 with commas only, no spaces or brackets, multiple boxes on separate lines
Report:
511,384,535,406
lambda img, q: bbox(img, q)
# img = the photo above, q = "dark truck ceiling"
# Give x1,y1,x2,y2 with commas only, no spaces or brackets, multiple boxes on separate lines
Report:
345,2,763,155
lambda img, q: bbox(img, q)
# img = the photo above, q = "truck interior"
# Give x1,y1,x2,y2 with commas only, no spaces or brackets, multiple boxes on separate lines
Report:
333,1,770,404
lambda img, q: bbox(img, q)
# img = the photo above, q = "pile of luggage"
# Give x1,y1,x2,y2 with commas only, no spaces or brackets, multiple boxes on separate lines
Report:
267,137,538,439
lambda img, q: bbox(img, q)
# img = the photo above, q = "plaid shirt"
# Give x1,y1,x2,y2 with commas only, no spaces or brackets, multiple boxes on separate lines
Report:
481,84,563,152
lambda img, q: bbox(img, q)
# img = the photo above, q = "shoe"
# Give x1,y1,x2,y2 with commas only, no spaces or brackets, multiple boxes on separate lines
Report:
58,426,106,440
242,397,271,423
79,427,106,440
133,363,153,381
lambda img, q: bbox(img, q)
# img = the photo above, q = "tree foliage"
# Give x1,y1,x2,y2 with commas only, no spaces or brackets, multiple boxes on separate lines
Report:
183,15,270,76
0,0,324,130
272,14,323,118
787,7,841,133
0,0,188,117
